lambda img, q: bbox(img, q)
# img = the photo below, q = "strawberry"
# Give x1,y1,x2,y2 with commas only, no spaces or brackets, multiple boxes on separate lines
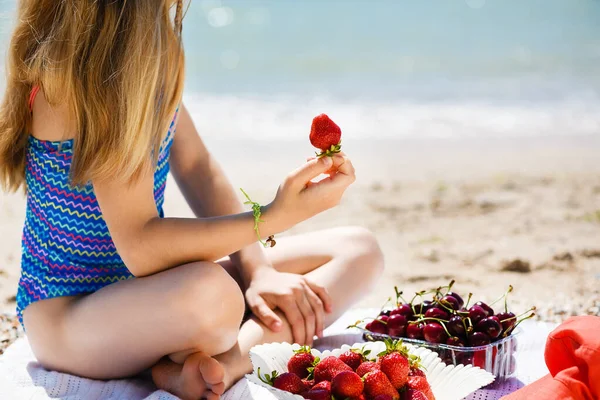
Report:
363,371,400,400
350,395,366,400
331,371,364,398
373,395,394,400
408,366,425,377
310,113,342,157
301,389,331,400
302,378,315,389
378,339,410,389
356,361,380,377
258,368,306,394
313,356,352,382
311,381,331,392
407,376,435,400
339,347,371,371
288,346,316,379
403,389,429,400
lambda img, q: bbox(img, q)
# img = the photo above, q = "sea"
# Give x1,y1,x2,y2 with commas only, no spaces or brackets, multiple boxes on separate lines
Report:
1,0,600,141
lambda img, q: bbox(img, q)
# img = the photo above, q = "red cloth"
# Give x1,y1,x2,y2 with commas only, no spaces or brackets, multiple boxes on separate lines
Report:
502,316,600,400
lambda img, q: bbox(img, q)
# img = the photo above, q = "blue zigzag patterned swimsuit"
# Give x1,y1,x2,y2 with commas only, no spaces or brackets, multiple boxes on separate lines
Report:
17,87,177,326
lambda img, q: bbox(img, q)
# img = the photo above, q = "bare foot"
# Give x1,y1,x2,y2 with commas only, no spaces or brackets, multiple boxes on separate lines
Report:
152,352,225,400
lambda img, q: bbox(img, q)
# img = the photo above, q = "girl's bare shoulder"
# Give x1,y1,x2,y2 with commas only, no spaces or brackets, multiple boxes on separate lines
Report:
30,90,76,142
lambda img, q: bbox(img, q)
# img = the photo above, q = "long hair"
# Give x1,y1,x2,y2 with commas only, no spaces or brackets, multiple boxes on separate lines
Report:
0,0,185,191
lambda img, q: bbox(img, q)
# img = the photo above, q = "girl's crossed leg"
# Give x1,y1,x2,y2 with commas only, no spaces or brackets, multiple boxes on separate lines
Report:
23,227,384,399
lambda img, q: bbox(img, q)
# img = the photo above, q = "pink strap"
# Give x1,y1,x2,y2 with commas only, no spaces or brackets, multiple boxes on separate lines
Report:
28,85,40,112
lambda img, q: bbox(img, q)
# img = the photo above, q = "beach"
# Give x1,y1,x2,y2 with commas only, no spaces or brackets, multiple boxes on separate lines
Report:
2,134,599,352
1,0,600,353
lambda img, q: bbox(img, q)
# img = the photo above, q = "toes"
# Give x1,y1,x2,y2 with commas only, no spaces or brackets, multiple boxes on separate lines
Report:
209,382,225,395
203,391,221,400
197,353,225,385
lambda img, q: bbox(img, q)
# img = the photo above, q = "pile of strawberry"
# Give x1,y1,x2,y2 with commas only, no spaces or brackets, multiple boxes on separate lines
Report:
259,340,434,400
356,281,535,368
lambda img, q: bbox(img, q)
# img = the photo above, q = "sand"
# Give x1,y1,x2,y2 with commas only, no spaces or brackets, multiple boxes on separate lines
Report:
1,134,599,352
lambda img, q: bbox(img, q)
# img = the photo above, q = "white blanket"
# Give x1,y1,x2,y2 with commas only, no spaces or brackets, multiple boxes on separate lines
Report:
0,309,555,400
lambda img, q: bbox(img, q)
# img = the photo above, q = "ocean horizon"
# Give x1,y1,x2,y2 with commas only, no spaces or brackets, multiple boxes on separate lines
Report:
1,0,599,140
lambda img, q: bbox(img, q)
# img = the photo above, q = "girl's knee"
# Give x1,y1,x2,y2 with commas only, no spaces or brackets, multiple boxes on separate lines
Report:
338,226,385,276
175,262,245,352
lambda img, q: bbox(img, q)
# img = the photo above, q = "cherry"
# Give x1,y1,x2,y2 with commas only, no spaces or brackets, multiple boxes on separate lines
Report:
474,301,494,317
469,331,491,347
447,315,466,337
380,310,391,317
439,295,460,311
456,353,473,366
468,305,488,324
387,314,407,329
496,311,516,332
406,322,425,340
365,322,373,331
413,300,433,314
446,336,466,347
369,319,388,334
424,307,450,320
379,315,389,323
388,328,405,338
446,291,465,308
423,322,449,344
473,350,487,369
387,314,407,337
475,317,503,339
390,304,414,318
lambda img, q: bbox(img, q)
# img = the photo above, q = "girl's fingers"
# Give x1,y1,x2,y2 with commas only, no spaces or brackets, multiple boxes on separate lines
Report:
304,278,333,313
249,296,282,331
302,282,325,338
297,292,316,346
282,297,306,344
288,157,333,191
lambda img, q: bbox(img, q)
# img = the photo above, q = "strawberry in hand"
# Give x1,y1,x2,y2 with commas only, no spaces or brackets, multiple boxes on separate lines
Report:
310,113,342,157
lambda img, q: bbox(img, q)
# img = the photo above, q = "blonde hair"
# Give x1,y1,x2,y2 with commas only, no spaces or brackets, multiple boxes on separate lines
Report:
0,0,186,191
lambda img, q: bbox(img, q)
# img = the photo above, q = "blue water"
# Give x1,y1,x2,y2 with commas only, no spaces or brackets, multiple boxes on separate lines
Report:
2,0,600,139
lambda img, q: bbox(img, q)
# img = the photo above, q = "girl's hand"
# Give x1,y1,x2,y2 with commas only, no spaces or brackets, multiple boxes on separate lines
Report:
245,268,333,345
269,154,356,230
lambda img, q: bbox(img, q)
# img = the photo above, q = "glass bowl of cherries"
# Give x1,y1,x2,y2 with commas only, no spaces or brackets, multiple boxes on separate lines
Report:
352,281,535,379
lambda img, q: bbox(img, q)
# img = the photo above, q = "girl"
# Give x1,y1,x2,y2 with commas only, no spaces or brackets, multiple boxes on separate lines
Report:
0,1,384,399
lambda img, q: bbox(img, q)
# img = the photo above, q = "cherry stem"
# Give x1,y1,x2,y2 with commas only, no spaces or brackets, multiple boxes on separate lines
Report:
464,293,473,309
505,285,513,313
417,317,452,337
500,306,536,322
446,279,455,294
489,285,514,309
506,312,536,336
435,298,456,313
466,316,473,329
380,297,393,314
394,287,409,306
462,318,468,334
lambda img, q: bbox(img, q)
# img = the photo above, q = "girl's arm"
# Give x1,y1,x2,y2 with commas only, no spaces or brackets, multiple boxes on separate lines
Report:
94,152,341,277
168,104,271,286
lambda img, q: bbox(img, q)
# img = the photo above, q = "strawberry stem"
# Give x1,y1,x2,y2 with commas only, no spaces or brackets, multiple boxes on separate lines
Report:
316,142,342,158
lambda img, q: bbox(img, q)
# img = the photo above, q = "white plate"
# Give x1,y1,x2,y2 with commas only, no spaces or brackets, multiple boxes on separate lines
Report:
247,341,495,400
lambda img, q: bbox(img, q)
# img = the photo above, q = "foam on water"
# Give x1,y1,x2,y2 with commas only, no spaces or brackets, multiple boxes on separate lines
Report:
185,93,600,140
